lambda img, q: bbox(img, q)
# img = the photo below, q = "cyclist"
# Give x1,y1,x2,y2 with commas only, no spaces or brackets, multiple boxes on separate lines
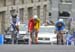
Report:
33,15,40,44
55,19,65,45
28,16,35,44
28,15,40,44
10,13,20,44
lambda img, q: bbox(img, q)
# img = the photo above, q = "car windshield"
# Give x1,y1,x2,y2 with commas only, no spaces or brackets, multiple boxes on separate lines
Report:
39,26,55,33
19,24,27,31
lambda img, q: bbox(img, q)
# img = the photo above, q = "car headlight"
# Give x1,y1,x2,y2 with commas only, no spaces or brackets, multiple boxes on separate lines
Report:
38,38,43,40
45,38,50,40
38,37,50,40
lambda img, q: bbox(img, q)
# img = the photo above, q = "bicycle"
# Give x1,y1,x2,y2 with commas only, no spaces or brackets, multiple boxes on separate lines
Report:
28,30,38,44
10,24,18,44
56,31,65,45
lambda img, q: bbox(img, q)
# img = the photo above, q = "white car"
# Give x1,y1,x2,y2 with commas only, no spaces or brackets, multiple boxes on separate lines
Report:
4,24,28,44
38,26,57,44
18,24,29,40
19,24,27,34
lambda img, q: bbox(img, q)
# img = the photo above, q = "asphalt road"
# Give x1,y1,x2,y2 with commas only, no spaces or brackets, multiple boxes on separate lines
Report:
0,44,75,52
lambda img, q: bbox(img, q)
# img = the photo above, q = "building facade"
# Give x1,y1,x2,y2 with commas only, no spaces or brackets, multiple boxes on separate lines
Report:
0,0,75,33
0,0,50,34
49,0,72,31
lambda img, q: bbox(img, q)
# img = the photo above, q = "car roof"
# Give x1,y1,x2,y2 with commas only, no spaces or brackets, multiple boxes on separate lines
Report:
19,24,55,28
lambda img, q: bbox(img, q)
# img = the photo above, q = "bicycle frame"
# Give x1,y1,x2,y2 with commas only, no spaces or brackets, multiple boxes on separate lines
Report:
57,31,65,45
10,24,18,44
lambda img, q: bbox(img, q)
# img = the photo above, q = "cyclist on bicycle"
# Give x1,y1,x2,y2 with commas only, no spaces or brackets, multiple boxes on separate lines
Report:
28,15,40,44
10,13,20,44
28,16,35,44
33,15,40,44
10,13,20,31
55,19,65,45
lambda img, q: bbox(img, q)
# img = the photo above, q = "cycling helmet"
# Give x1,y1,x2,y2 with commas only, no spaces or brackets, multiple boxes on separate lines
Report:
33,15,38,19
58,19,64,22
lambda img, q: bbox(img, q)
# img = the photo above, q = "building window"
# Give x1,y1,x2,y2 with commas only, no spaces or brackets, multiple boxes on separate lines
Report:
31,0,33,3
60,0,72,3
0,0,6,6
21,0,24,4
44,0,47,1
13,0,16,5
28,7,33,18
4,0,6,6
59,11,70,17
49,12,51,16
37,6,40,18
19,8,24,23
43,5,47,22
38,0,40,2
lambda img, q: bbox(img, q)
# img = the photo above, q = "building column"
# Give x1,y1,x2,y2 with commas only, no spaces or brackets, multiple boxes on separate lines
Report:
5,7,10,29
5,11,9,29
51,0,59,22
15,0,20,5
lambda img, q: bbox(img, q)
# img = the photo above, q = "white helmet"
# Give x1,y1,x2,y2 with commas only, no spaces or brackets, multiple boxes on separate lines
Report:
58,19,63,22
33,15,38,19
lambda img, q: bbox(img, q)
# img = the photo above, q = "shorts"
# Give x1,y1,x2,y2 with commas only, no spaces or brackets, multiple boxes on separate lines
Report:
30,29,38,35
56,30,65,34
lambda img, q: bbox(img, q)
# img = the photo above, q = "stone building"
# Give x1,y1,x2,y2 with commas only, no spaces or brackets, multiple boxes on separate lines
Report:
0,0,75,34
0,0,49,34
